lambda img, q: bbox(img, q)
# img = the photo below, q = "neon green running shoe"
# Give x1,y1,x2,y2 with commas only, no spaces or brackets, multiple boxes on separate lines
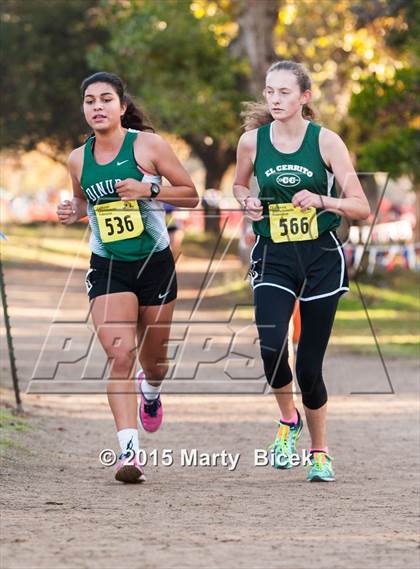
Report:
269,410,303,469
307,451,335,482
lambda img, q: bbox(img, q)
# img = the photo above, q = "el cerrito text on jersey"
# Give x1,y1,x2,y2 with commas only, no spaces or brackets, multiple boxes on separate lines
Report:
252,121,341,238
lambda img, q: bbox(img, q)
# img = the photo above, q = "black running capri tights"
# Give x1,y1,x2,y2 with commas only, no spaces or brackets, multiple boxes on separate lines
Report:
254,286,340,409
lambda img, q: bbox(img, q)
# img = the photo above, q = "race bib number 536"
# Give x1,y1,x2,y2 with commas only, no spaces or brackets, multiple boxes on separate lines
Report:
94,200,143,243
269,203,318,243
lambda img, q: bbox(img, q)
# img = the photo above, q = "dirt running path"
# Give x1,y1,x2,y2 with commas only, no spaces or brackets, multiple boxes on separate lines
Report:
1,259,419,568
1,390,419,569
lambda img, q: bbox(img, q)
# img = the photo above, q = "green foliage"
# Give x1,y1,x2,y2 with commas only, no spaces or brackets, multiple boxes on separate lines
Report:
346,2,419,183
0,0,417,188
348,68,420,182
0,0,108,154
357,127,419,181
349,68,418,125
384,0,420,58
89,0,248,146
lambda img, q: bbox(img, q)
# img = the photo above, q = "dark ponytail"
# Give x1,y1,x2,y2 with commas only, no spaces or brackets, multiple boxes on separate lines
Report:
81,72,154,132
241,60,315,131
121,94,154,132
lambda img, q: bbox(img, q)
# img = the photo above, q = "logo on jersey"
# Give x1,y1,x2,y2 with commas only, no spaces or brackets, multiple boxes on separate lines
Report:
265,164,313,184
85,268,95,293
276,173,301,188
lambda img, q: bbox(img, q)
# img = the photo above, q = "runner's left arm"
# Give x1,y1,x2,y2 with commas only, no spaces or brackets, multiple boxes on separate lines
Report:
292,129,370,220
116,135,199,208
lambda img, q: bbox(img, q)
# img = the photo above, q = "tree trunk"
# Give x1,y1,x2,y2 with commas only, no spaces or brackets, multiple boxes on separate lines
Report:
230,0,279,97
186,0,279,233
185,135,237,189
358,173,379,213
185,135,236,233
202,199,221,234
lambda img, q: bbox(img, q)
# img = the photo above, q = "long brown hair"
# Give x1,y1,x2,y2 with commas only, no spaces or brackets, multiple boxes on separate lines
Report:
241,60,315,131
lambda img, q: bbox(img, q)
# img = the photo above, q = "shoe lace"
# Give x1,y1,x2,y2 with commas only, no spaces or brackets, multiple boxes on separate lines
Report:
144,397,161,417
311,452,332,471
269,424,291,455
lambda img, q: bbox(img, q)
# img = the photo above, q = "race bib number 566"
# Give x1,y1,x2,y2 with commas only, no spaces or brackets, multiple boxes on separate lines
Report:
269,203,318,243
94,200,143,243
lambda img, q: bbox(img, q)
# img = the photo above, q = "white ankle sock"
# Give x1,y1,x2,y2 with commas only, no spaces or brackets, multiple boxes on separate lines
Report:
117,428,139,454
141,379,162,401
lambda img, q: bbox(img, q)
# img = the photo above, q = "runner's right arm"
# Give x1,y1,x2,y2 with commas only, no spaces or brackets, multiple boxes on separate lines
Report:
57,148,87,225
233,130,263,221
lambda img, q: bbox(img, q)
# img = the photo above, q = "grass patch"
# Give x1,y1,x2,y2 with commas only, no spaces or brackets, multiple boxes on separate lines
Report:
182,231,239,259
0,408,32,432
2,222,87,240
331,270,420,357
329,342,419,358
0,438,28,451
0,408,32,454
214,270,420,359
1,223,90,267
343,271,420,310
183,268,419,360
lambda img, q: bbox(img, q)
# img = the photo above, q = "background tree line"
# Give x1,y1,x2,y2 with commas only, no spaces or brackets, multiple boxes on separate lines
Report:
1,0,418,230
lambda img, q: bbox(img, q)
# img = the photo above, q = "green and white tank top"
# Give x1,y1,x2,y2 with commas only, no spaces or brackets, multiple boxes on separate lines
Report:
252,121,341,238
80,128,169,261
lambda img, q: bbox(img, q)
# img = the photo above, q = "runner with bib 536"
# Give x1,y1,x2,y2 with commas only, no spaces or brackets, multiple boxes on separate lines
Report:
233,60,370,482
57,72,198,483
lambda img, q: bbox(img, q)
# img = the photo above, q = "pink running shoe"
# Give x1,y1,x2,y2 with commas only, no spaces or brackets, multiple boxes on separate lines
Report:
136,369,163,433
115,450,145,483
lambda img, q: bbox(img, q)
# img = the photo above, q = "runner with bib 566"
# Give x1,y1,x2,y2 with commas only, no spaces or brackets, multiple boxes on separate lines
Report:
233,60,370,482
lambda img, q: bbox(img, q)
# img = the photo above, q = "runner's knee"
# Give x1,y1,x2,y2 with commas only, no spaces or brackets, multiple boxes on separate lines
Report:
255,287,295,390
295,363,327,409
260,343,292,389
107,347,135,378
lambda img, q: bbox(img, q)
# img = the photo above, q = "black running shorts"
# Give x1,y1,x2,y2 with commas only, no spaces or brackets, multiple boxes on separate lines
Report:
249,230,349,302
85,247,177,305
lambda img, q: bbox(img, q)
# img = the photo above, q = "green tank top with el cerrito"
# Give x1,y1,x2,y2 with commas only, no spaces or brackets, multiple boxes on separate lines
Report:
252,121,341,239
80,128,169,261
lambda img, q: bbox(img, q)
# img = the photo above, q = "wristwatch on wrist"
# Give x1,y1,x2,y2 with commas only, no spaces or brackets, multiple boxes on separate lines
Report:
150,182,161,199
